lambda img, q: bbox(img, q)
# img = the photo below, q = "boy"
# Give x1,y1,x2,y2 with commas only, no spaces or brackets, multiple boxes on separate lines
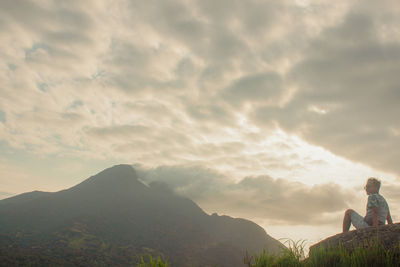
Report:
342,177,392,232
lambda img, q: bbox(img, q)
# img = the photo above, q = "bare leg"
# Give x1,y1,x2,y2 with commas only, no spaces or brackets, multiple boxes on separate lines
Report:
342,209,354,233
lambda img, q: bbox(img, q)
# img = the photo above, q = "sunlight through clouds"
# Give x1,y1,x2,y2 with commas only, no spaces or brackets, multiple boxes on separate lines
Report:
1,0,399,246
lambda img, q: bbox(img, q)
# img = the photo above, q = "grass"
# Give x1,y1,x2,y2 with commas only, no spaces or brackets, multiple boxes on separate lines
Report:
136,255,169,267
244,238,400,267
133,238,400,267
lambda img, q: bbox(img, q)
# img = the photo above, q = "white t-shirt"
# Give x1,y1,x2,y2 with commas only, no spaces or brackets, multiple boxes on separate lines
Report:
364,193,390,225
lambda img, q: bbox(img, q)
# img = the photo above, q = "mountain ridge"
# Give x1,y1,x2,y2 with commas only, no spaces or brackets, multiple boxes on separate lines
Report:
0,164,283,266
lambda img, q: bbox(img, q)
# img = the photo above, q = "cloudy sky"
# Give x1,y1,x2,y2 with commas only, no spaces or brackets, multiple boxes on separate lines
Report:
1,0,400,245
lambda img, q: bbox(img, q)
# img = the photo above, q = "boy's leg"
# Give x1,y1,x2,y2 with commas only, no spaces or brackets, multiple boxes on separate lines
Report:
343,209,370,232
350,211,370,229
343,209,354,232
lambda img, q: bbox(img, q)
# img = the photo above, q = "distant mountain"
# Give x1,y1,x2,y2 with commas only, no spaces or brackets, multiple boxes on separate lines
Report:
0,165,283,266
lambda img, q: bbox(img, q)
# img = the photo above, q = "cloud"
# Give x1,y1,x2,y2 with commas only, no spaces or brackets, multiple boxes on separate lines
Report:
252,5,400,176
222,72,284,107
2,0,399,242
1,0,399,197
0,110,6,123
87,125,151,139
185,103,235,127
135,164,356,225
0,0,346,159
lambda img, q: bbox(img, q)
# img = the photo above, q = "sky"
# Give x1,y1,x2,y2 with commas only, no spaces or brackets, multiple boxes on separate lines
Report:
1,0,400,247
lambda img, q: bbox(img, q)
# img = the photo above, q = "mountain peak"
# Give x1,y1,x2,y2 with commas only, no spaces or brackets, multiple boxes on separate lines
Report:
99,164,138,177
71,164,141,192
0,164,283,266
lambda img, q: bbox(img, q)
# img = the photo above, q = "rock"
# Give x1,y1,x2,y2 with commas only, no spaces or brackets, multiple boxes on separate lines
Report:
309,223,400,255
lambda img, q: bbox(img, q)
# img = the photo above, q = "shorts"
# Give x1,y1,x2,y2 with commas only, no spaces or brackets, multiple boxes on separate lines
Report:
350,211,370,229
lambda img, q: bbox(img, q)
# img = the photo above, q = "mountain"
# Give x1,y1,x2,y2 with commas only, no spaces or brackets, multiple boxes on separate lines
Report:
0,164,283,266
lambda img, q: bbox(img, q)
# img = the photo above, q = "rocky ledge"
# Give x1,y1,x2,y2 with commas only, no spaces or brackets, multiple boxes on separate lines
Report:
310,223,400,254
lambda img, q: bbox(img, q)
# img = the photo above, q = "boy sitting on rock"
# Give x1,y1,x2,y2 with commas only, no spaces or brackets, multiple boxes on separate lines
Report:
343,177,393,232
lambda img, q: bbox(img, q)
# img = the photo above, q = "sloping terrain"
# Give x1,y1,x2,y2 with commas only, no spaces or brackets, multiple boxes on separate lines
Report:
0,165,282,266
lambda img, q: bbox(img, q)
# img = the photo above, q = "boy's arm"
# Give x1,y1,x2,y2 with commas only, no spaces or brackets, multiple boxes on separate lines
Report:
372,207,379,226
387,210,393,224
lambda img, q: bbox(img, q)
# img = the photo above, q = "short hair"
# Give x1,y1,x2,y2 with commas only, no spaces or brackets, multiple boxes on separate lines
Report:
367,177,381,191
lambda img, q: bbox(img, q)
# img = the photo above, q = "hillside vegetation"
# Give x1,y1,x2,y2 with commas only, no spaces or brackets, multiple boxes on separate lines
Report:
0,165,282,267
245,239,400,267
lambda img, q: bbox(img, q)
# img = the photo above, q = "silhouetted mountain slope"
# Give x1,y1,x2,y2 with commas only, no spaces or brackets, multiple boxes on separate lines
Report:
0,164,283,266
0,190,52,204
